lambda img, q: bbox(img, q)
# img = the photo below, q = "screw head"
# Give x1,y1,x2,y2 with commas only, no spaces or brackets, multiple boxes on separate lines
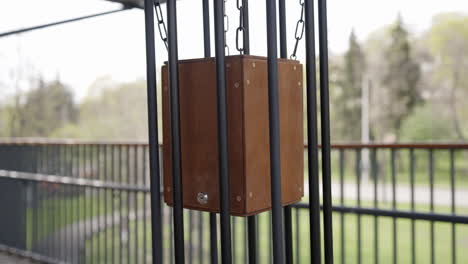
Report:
252,62,256,68
236,195,242,202
197,192,209,205
234,82,240,88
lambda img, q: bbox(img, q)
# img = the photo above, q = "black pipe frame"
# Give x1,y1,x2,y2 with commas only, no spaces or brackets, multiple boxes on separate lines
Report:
202,1,220,263
166,0,185,263
266,0,285,263
304,0,322,262
318,0,334,262
277,1,293,263
0,8,130,38
213,0,233,263
143,1,163,263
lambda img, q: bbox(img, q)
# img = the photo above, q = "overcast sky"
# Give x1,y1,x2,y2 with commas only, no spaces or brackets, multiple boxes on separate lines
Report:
1,0,467,101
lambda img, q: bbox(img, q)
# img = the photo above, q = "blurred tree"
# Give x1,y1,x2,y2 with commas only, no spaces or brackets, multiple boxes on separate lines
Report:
335,30,366,141
379,15,422,141
13,78,77,137
427,13,468,141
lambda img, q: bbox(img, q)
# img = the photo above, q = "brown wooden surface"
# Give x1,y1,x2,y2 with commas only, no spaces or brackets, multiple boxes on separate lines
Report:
162,55,304,216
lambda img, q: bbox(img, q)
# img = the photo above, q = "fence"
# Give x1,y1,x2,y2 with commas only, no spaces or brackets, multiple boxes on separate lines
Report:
0,140,467,263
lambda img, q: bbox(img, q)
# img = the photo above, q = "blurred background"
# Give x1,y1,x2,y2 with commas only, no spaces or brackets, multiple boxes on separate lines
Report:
1,0,467,143
1,1,468,263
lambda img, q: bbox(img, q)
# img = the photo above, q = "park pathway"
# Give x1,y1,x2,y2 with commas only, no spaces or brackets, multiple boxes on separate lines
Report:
304,181,468,208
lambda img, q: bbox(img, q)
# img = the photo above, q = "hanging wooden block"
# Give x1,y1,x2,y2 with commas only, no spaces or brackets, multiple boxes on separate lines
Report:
162,55,304,216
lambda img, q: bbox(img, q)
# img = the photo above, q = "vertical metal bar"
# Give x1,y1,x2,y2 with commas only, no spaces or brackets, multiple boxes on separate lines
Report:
232,217,237,263
167,0,185,263
198,211,204,264
410,149,415,264
356,149,361,264
91,145,95,264
104,145,108,264
450,149,456,264
98,145,102,263
391,149,397,264
240,0,257,262
372,149,379,264
75,145,80,263
339,150,345,264
266,0,285,262
318,0,334,261
111,145,116,264
295,208,300,263
142,146,148,263
126,146,131,264
278,1,292,263
429,150,434,264
304,0,322,263
143,1,164,263
119,146,123,264
213,0,232,263
202,2,219,263
189,210,194,264
242,0,250,54
134,146,139,264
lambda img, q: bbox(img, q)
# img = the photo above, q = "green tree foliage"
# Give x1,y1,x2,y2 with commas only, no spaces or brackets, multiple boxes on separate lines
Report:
426,13,468,140
7,78,77,137
59,79,150,141
380,15,422,141
334,30,365,141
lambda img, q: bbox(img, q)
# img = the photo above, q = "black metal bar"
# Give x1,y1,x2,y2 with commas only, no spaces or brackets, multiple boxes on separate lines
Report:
304,0,322,262
247,216,257,264
278,0,287,58
410,149,415,264
450,149,456,264
317,0,334,262
242,0,250,54
213,0,232,263
134,146,139,264
391,150,397,264
339,150,345,264
372,149,379,264
278,1,292,263
166,0,185,262
198,211,204,264
189,210,194,264
126,146,131,264
0,8,130,38
119,146,123,264
356,149,361,264
429,150,435,264
202,2,219,263
266,0,285,263
203,0,212,57
287,203,468,224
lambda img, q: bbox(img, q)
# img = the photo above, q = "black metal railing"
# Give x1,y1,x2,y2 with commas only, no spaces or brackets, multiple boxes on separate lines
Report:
0,140,467,264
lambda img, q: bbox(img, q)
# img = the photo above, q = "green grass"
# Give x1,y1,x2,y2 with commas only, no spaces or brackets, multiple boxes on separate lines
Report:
84,199,468,263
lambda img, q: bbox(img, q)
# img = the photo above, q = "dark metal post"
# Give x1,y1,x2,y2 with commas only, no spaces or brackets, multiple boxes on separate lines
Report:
242,0,250,54
304,0,322,262
318,0,334,262
278,1,293,263
166,0,185,263
266,0,285,263
202,2,220,263
213,0,232,263
143,1,163,263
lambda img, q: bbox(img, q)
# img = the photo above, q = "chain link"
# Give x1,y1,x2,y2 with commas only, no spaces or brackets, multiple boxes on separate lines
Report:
236,0,245,54
291,0,305,60
224,0,230,55
153,0,168,50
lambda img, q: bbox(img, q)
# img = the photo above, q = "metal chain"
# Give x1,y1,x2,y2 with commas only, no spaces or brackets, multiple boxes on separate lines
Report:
153,0,168,50
291,0,305,60
236,0,245,54
224,0,230,55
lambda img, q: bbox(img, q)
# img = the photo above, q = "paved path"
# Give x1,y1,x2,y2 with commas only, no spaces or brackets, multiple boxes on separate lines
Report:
304,181,468,208
34,210,149,264
0,252,35,264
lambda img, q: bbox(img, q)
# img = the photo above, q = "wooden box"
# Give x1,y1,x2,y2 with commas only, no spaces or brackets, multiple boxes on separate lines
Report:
162,55,303,216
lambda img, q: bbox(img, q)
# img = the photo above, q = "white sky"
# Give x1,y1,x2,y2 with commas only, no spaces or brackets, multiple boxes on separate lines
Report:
1,0,467,101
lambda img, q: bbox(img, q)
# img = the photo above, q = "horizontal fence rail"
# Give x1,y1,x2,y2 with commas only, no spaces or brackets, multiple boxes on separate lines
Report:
0,141,467,263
